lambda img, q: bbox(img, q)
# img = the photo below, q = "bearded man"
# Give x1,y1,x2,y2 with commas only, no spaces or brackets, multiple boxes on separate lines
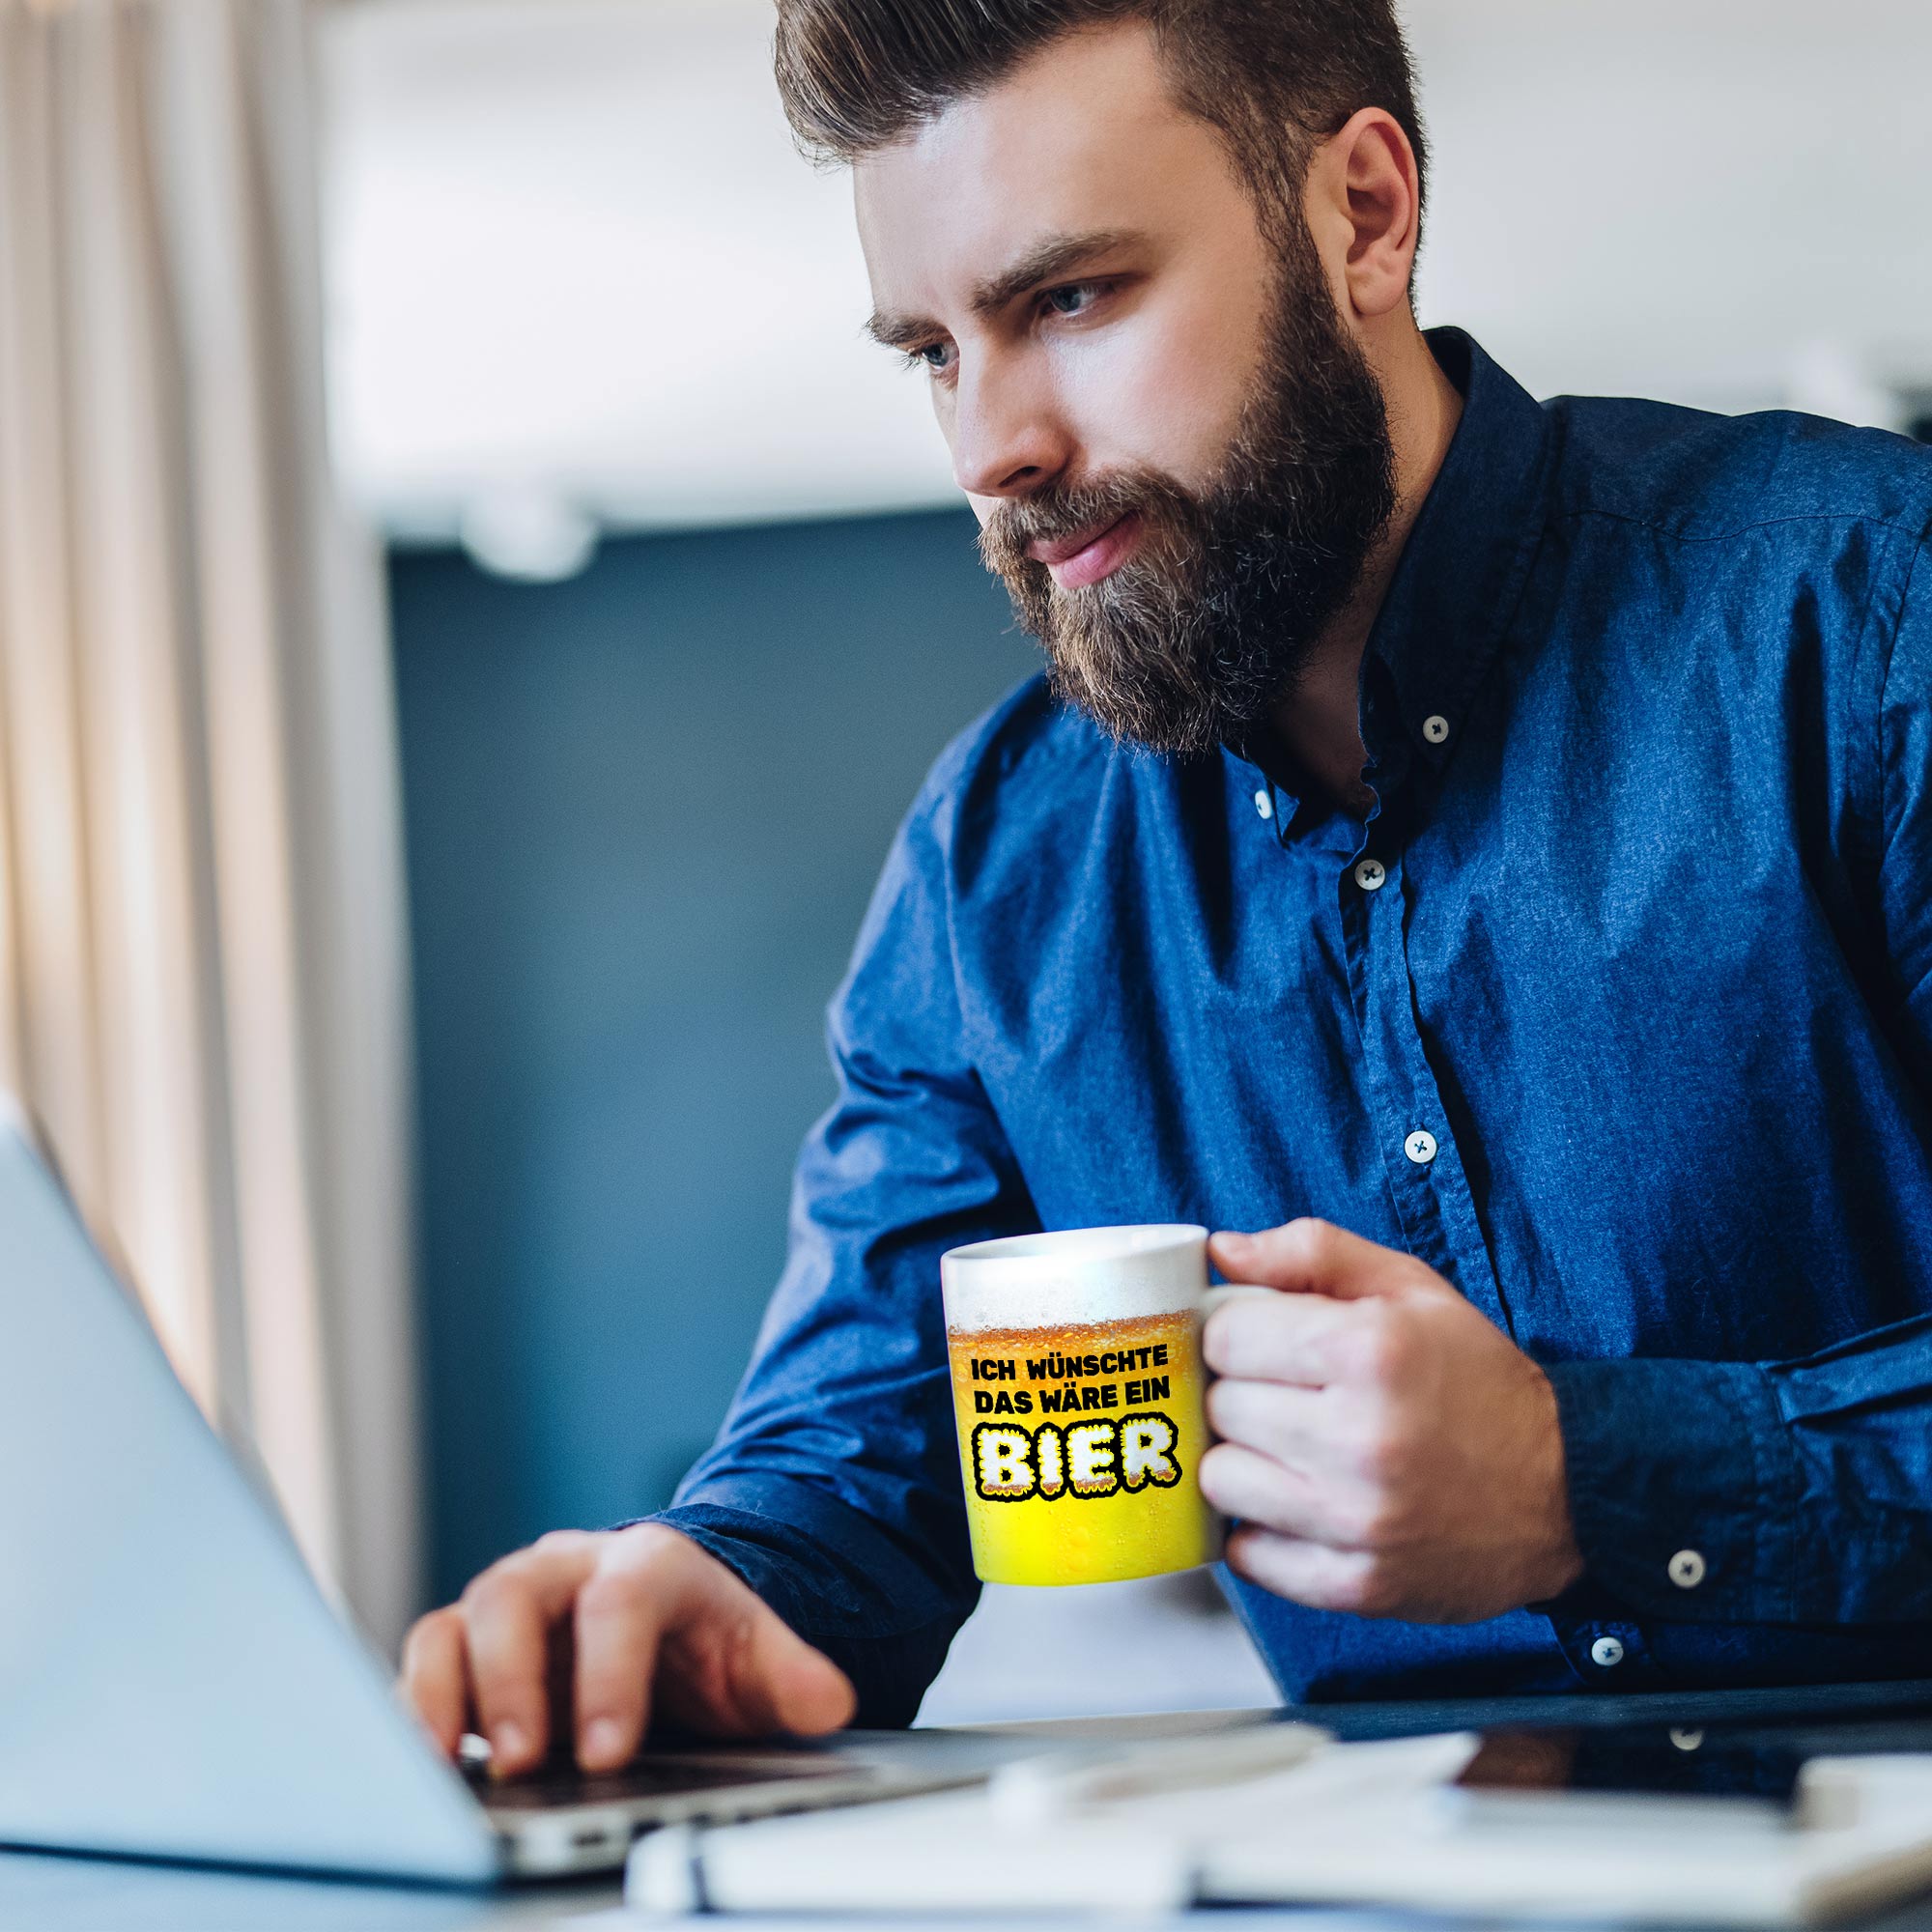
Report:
404,0,1932,1774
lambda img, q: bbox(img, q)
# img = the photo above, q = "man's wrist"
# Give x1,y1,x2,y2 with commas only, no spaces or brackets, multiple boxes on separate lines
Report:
1524,1361,1585,1601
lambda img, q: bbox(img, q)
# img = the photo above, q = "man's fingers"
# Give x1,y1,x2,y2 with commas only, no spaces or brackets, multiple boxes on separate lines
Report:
1206,1376,1333,1470
1200,1437,1385,1549
1202,1439,1323,1538
399,1605,470,1759
1203,1286,1373,1385
464,1584,550,1776
463,1537,599,1777
408,1525,861,1784
1209,1218,1398,1301
572,1548,676,1771
1224,1524,1389,1615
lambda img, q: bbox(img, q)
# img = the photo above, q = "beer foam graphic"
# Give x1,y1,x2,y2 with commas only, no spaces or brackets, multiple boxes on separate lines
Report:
941,1224,1205,1333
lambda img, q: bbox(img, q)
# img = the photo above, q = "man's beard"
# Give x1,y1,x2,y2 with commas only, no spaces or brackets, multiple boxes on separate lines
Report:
978,244,1398,758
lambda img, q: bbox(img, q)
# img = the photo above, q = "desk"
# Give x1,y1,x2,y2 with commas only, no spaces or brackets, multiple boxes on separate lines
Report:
14,1686,1932,1930
0,1849,617,1928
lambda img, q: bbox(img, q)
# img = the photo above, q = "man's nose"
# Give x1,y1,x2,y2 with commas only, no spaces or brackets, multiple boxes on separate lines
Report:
949,359,1070,500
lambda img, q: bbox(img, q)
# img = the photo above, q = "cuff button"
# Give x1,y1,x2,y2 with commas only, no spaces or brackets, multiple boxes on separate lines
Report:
1668,1548,1707,1589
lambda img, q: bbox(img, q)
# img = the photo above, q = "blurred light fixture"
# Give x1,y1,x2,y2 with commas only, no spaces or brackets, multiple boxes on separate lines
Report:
458,489,599,582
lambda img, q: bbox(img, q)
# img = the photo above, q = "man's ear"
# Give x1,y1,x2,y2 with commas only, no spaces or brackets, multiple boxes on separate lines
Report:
1302,106,1420,324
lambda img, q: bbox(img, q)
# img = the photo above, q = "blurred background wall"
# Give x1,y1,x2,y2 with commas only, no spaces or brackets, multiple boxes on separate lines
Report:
390,509,1031,1593
314,0,1932,1717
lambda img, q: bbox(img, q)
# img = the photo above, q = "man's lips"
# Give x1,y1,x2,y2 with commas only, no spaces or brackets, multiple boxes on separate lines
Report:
1027,511,1143,591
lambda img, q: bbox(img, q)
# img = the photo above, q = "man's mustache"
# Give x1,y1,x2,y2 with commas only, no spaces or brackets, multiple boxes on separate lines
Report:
980,472,1184,579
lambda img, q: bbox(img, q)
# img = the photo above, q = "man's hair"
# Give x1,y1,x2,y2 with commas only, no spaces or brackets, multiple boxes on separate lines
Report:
773,0,1426,240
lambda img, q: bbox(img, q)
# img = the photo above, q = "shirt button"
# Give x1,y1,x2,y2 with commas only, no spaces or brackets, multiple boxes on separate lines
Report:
1254,789,1273,821
1589,1635,1626,1669
1352,858,1386,892
1404,1129,1437,1165
1423,714,1450,745
1667,1548,1707,1589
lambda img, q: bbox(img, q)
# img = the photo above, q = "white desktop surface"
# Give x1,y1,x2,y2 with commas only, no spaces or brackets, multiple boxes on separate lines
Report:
14,1848,1932,1932
19,1690,1932,1931
0,1853,1363,1932
0,1845,616,1928
0,1861,1504,1932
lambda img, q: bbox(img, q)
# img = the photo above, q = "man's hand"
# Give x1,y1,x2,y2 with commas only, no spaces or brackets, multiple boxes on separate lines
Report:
1200,1218,1582,1624
399,1523,856,1778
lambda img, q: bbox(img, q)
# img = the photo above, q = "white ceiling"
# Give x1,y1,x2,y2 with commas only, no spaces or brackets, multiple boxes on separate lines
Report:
320,0,1932,541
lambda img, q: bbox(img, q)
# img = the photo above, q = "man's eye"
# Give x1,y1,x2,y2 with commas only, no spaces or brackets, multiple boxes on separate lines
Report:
904,341,955,376
1041,282,1104,319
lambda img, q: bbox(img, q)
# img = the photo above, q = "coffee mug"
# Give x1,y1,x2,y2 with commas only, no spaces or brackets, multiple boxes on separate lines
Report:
940,1224,1229,1586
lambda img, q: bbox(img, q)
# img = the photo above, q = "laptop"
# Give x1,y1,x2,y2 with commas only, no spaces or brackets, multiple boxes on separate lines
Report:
0,1109,1022,1883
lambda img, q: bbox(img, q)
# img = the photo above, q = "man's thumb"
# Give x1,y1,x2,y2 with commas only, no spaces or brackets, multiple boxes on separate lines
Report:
1209,1218,1393,1300
748,1608,858,1735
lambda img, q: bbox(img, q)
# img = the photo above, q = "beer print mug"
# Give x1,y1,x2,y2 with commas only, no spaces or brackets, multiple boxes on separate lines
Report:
940,1225,1224,1586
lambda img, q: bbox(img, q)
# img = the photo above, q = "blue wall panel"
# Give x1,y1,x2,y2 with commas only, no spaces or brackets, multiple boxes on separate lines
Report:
389,508,1037,1604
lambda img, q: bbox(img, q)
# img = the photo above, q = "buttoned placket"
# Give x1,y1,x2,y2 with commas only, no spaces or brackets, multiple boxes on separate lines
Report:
1331,727,1665,1685
1329,704,1515,1335
1333,686,1678,1690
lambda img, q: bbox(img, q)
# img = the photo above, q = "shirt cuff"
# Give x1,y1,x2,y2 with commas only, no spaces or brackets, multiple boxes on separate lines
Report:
1545,1356,1803,1623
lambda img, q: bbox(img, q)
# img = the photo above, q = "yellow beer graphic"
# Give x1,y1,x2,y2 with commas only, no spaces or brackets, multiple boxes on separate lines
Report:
940,1227,1223,1586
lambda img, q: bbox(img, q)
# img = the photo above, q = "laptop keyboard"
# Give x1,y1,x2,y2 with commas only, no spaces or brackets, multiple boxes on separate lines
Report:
466,1748,864,1813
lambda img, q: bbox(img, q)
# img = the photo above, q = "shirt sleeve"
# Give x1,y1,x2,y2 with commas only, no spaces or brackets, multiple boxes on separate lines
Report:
1547,526,1932,1628
640,755,1037,1726
1880,533,1932,1088
1547,1321,1932,1624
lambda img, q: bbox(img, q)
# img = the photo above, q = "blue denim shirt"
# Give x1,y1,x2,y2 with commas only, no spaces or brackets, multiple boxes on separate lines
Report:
657,328,1932,1720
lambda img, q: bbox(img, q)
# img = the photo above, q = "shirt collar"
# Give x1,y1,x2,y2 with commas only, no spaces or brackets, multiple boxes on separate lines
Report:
1235,327,1555,831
